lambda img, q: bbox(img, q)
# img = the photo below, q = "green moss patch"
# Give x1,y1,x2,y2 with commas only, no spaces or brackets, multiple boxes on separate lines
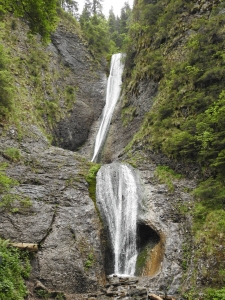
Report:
85,163,101,202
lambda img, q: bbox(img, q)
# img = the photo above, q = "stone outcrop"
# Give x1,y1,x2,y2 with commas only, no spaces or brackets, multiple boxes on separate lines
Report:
0,125,105,297
50,26,107,151
95,161,195,296
135,162,195,295
98,79,158,163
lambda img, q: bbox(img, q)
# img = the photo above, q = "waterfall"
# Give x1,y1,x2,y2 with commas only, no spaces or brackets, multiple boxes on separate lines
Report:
91,53,124,162
96,163,138,276
92,54,138,276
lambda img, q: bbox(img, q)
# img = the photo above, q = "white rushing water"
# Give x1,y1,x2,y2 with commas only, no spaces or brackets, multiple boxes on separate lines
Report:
91,53,124,162
96,163,138,275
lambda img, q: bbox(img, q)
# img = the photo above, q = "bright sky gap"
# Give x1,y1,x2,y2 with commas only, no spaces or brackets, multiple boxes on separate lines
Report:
77,0,134,17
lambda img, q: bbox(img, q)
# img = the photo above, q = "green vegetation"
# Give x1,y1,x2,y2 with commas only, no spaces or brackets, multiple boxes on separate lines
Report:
34,289,66,299
0,162,32,212
0,194,32,212
108,2,132,50
135,246,149,275
0,43,15,119
123,0,225,296
81,14,113,60
0,163,18,193
181,242,192,272
122,105,137,127
195,210,225,283
0,13,80,136
0,0,59,42
80,0,132,62
34,289,50,299
84,252,95,270
205,287,225,300
154,165,182,192
85,163,101,202
192,178,225,230
3,148,21,162
0,238,31,300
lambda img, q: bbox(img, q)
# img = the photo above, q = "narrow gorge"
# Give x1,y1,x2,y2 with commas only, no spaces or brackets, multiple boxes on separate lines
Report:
0,0,224,299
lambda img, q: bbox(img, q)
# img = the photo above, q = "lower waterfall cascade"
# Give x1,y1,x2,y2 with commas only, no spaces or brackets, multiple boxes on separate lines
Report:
96,163,139,276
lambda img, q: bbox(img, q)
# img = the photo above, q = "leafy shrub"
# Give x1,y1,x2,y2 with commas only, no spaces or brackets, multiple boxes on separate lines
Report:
0,163,32,212
2,0,58,42
192,177,225,228
84,252,94,270
0,170,18,193
205,288,225,300
0,238,31,300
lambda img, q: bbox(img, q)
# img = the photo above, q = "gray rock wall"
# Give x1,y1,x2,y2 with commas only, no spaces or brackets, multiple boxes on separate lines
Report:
51,26,107,151
100,79,158,163
136,164,195,295
0,125,105,297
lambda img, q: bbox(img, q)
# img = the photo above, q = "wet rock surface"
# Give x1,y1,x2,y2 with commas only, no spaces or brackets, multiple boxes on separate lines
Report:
93,160,195,296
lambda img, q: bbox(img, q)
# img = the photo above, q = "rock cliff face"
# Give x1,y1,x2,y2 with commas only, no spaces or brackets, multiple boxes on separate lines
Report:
134,161,195,295
1,3,217,298
99,79,158,163
95,161,196,296
0,125,105,299
51,26,107,151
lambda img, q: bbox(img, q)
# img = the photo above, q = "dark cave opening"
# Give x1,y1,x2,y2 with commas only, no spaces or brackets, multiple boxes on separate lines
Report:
137,222,160,251
136,222,161,276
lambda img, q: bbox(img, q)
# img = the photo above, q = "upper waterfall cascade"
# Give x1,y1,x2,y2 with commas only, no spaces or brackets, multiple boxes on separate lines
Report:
91,53,124,162
96,163,138,275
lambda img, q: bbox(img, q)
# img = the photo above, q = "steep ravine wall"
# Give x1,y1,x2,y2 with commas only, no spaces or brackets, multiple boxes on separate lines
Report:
99,79,158,163
51,25,107,151
0,7,211,299
75,50,197,298
1,15,106,153
0,17,109,299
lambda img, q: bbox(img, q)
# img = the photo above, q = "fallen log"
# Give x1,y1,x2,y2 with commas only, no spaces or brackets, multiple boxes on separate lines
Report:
10,243,38,252
148,294,163,300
